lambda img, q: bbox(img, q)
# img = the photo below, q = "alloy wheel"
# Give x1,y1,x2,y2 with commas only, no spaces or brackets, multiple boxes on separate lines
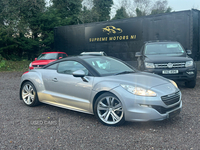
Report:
22,84,35,105
97,96,123,125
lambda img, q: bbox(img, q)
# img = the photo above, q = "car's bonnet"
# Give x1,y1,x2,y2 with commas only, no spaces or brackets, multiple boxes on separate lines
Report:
145,55,192,63
97,72,170,90
31,59,56,65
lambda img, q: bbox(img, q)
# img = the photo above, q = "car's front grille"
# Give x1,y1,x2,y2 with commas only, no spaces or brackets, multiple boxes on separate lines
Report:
152,103,180,114
161,91,180,105
39,65,45,67
32,65,45,68
155,62,185,68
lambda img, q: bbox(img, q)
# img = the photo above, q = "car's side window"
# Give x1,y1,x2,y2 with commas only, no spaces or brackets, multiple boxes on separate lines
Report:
57,53,67,59
62,54,67,58
57,61,89,75
45,63,58,70
57,53,63,59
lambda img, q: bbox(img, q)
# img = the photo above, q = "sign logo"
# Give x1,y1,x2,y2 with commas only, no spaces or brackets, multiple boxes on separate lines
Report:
102,26,123,35
85,22,142,43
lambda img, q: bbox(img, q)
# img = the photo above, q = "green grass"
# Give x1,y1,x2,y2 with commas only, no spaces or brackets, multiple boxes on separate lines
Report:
0,60,31,72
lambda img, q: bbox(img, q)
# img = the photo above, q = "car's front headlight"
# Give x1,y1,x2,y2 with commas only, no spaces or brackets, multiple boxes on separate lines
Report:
29,62,32,67
169,80,178,88
185,61,193,67
145,62,155,69
121,84,157,97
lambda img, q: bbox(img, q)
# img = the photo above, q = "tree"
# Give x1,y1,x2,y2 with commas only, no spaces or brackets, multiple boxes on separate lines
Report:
0,0,84,60
0,28,17,60
36,7,68,53
52,0,82,25
93,0,113,22
79,6,98,23
112,7,129,20
134,0,152,15
0,0,26,60
0,0,86,60
79,0,114,23
151,0,172,15
18,0,47,59
116,0,152,17
136,8,146,17
0,0,5,26
111,0,172,18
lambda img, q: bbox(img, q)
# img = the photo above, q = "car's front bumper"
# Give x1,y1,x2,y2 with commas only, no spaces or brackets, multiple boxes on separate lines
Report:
124,101,182,122
111,85,182,122
144,67,197,82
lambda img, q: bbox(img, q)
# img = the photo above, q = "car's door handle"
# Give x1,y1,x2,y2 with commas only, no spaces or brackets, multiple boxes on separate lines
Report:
52,78,58,82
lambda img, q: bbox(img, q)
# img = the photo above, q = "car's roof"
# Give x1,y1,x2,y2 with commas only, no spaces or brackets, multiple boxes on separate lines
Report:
42,52,67,54
145,41,179,45
63,55,105,60
80,51,107,56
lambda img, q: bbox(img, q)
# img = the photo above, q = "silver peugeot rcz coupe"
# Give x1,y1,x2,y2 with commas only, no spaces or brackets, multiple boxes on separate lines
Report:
20,55,182,126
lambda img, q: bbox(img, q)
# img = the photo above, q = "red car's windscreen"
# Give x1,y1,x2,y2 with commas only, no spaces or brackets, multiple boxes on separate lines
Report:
37,53,58,60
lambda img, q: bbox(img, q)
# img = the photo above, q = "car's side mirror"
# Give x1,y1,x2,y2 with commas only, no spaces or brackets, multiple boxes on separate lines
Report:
35,58,37,61
135,52,142,57
186,50,192,55
59,57,62,59
73,70,85,77
73,70,89,82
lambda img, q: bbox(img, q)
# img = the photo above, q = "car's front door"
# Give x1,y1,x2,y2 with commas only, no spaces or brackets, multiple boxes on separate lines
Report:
45,60,94,113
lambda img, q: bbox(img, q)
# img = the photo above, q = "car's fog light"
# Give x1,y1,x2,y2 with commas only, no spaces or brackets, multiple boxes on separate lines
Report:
140,104,152,108
186,71,194,75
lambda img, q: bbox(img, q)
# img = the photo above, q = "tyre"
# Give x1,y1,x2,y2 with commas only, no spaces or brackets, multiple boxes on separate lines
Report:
185,79,196,88
21,81,40,107
94,92,125,126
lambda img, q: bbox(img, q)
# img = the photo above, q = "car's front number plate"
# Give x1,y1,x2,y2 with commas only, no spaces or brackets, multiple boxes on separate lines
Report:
162,70,179,74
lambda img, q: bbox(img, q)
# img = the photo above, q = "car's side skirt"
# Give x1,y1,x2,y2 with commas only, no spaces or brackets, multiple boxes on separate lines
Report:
41,100,93,115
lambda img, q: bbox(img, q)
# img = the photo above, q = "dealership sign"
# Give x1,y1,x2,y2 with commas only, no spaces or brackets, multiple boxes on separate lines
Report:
85,22,142,43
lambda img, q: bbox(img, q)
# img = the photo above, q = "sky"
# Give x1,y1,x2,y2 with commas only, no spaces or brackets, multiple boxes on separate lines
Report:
168,0,200,11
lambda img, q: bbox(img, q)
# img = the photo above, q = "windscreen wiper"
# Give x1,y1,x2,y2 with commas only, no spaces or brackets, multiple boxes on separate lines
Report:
115,71,135,75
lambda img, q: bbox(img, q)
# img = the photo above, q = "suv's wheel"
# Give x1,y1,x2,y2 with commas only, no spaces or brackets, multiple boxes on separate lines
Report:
94,92,125,126
21,81,40,106
185,79,196,88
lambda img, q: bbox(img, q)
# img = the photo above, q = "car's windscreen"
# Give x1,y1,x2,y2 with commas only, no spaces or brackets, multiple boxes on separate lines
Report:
144,43,185,55
83,57,134,76
37,53,58,60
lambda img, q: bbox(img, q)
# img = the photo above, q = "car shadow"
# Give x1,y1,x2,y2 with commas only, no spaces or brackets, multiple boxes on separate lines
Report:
34,102,183,129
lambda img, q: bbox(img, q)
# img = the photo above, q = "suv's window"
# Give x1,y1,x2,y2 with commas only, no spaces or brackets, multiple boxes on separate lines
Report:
144,43,185,55
57,61,88,75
